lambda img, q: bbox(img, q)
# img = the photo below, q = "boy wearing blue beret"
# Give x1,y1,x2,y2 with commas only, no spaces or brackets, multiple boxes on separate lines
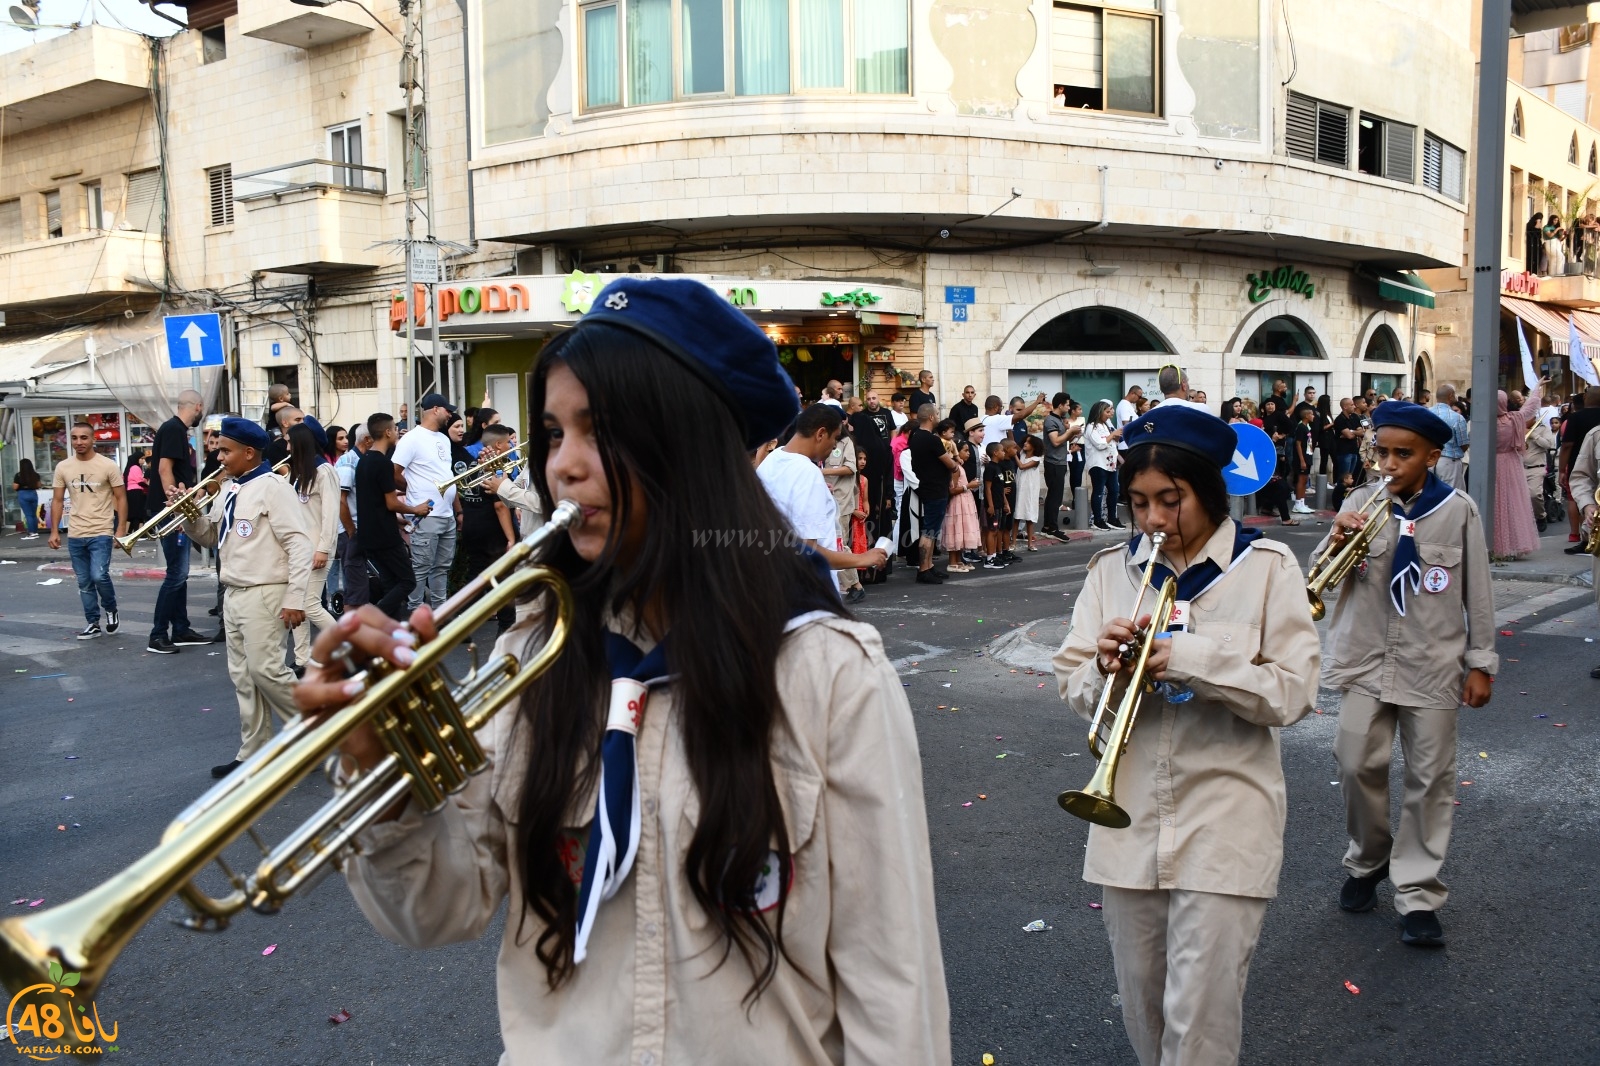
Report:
1315,401,1497,947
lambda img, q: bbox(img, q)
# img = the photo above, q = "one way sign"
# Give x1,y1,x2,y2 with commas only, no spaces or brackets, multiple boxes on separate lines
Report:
163,313,225,370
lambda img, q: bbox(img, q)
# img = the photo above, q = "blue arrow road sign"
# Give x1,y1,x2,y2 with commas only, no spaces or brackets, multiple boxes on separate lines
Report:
1223,421,1277,496
163,313,225,370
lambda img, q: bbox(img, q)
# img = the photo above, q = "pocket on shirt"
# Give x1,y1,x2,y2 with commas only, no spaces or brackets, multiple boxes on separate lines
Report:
678,760,822,857
1417,542,1463,570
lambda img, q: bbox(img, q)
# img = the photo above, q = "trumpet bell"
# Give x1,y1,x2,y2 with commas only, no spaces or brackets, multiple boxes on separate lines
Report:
1057,788,1131,829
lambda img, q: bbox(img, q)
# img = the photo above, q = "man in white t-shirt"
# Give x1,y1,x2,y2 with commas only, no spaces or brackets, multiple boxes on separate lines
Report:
391,391,457,610
980,395,1014,446
818,380,845,408
1115,386,1144,449
757,404,887,602
1151,365,1213,413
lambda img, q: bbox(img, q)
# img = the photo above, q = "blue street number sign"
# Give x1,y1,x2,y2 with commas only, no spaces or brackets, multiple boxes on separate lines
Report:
163,313,225,370
952,305,969,322
1223,421,1277,496
944,286,975,304
271,342,282,358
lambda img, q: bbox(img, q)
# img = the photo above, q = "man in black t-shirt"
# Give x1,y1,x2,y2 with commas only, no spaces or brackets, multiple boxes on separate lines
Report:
147,389,212,654
456,425,517,633
907,370,937,418
949,385,979,430
907,405,955,584
356,413,430,617
848,391,896,544
1331,397,1365,509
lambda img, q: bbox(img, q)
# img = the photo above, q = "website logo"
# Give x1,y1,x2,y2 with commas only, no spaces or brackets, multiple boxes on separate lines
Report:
4,961,120,1060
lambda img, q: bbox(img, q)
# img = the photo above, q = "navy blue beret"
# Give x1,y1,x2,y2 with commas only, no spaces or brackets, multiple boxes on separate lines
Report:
1120,404,1237,467
302,414,332,455
220,416,268,452
577,277,798,447
1371,400,1451,447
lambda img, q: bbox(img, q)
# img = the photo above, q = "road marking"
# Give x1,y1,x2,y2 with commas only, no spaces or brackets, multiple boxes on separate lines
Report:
1495,587,1591,627
890,643,951,672
1525,601,1599,637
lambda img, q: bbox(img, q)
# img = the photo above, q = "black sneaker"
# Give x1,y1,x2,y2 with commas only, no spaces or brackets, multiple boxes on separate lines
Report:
104,609,118,634
77,623,102,640
983,557,1005,570
1339,863,1388,913
1564,543,1588,555
210,760,242,779
845,587,867,604
914,569,944,585
1399,909,1445,947
172,629,216,647
146,637,179,655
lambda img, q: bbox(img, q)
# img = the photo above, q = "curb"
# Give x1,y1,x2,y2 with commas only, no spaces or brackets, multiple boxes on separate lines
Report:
35,563,214,582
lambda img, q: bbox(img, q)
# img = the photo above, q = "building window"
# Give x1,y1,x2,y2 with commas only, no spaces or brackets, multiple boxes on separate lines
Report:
0,198,21,246
44,190,62,239
201,25,226,64
206,165,234,227
1364,325,1404,363
329,361,380,390
1511,99,1524,138
123,167,162,232
1571,133,1581,165
1020,306,1174,352
1559,22,1591,51
580,0,908,111
328,122,364,187
1286,91,1349,167
1357,113,1415,183
1051,1,1160,116
1422,132,1465,201
1242,315,1321,358
388,108,429,190
83,182,104,230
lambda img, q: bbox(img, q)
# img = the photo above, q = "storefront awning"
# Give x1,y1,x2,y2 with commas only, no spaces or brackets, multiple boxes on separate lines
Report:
1376,270,1435,309
1502,296,1600,359
0,327,93,388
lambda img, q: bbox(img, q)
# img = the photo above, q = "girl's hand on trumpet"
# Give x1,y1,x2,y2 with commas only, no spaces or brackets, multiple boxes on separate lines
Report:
1095,613,1171,679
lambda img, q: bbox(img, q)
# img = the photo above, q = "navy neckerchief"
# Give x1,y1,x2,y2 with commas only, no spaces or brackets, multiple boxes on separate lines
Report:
1387,472,1454,617
571,551,840,962
219,461,273,547
1127,524,1262,630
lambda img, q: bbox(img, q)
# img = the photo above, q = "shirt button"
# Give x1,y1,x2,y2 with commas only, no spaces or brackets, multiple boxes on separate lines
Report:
1222,634,1233,642
640,1053,656,1066
643,798,657,815
643,921,658,938
1161,817,1172,827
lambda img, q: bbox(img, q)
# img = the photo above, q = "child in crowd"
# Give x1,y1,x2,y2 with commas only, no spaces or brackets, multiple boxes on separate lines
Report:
998,439,1021,562
982,441,1011,568
943,440,981,572
1013,435,1045,552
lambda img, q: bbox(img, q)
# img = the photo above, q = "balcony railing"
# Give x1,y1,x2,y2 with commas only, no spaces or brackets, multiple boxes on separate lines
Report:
233,159,387,201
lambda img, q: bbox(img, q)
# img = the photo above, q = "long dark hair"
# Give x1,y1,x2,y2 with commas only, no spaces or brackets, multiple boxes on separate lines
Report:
14,458,40,490
466,407,498,446
515,323,844,995
1119,444,1230,527
286,423,320,492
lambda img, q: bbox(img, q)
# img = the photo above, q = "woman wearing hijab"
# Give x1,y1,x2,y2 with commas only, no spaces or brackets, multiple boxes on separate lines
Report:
1526,212,1544,274
1493,379,1547,558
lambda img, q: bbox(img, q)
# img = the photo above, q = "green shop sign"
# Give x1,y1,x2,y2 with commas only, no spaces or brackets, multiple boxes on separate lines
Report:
1246,266,1315,303
820,287,882,308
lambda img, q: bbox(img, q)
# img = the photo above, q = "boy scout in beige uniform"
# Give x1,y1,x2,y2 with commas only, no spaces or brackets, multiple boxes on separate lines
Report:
1567,423,1600,678
182,418,314,779
1318,401,1496,947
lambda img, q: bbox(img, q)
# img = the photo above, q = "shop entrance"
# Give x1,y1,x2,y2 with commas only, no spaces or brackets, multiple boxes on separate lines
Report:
778,344,857,403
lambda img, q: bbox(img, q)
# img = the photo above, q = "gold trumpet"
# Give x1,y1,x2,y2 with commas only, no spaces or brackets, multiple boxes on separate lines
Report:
1,500,582,1001
1306,476,1393,621
438,439,522,494
1584,489,1600,555
1060,532,1178,829
117,459,290,555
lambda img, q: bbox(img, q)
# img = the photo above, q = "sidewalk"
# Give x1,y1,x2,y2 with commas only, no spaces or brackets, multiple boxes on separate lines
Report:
0,530,212,581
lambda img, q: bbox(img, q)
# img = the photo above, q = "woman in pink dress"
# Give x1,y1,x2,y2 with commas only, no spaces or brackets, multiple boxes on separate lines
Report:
1493,379,1546,559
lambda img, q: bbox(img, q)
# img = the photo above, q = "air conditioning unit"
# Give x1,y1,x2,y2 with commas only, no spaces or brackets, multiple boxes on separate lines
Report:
1433,323,1455,335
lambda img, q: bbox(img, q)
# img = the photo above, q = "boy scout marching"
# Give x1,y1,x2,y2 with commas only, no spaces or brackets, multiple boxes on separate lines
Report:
1568,419,1600,679
179,417,314,780
1316,401,1497,948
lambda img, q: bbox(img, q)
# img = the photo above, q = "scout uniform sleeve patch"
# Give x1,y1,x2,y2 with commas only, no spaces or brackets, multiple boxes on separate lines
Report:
1422,566,1450,594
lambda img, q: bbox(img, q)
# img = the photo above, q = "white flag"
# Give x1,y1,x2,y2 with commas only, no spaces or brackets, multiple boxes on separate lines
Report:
1516,318,1538,391
1571,315,1600,387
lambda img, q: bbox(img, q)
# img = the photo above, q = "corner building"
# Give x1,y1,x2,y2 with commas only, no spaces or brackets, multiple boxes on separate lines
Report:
448,0,1473,410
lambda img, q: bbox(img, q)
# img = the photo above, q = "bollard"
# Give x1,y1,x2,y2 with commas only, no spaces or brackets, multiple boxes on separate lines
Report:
1314,474,1332,512
1073,485,1091,530
1229,495,1245,523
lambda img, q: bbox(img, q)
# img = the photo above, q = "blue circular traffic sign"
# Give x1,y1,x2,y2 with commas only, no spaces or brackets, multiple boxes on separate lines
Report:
1223,421,1277,496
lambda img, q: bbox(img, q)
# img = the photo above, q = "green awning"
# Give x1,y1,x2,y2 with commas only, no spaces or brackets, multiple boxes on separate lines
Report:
1376,270,1436,309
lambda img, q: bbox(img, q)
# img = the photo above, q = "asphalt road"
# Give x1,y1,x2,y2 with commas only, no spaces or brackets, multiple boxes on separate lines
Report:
2,523,1597,1065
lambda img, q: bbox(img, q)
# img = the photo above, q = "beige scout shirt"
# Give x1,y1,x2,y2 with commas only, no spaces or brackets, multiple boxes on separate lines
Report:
1054,521,1320,899
1570,424,1600,515
294,462,341,556
51,454,123,538
343,614,951,1066
495,472,544,529
185,470,314,607
1315,483,1498,711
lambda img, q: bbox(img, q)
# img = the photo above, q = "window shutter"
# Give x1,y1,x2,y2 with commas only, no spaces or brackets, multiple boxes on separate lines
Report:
1554,80,1586,122
1051,4,1102,89
1285,91,1316,161
1440,141,1465,201
124,169,162,232
207,165,234,227
1315,101,1349,167
1422,134,1443,193
45,190,62,237
0,199,21,246
1384,122,1415,183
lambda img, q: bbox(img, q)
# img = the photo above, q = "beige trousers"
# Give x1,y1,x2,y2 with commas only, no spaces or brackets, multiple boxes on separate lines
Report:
1334,691,1457,913
1525,464,1547,522
225,583,300,761
1101,886,1269,1066
836,511,861,591
291,564,337,665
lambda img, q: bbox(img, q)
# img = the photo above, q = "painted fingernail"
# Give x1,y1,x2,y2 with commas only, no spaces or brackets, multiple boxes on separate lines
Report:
340,613,361,630
342,679,365,696
392,645,416,666
391,629,417,647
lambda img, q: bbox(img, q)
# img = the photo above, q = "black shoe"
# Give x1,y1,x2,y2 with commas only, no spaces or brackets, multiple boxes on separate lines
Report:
1537,519,1548,533
1565,543,1588,555
172,630,215,647
1399,909,1445,947
146,637,179,655
104,610,119,634
210,760,242,779
77,623,102,640
1339,863,1388,912
845,587,867,604
207,605,221,616
292,664,306,680
1590,664,1600,679
1109,519,1126,529
915,569,944,585
1092,520,1112,531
